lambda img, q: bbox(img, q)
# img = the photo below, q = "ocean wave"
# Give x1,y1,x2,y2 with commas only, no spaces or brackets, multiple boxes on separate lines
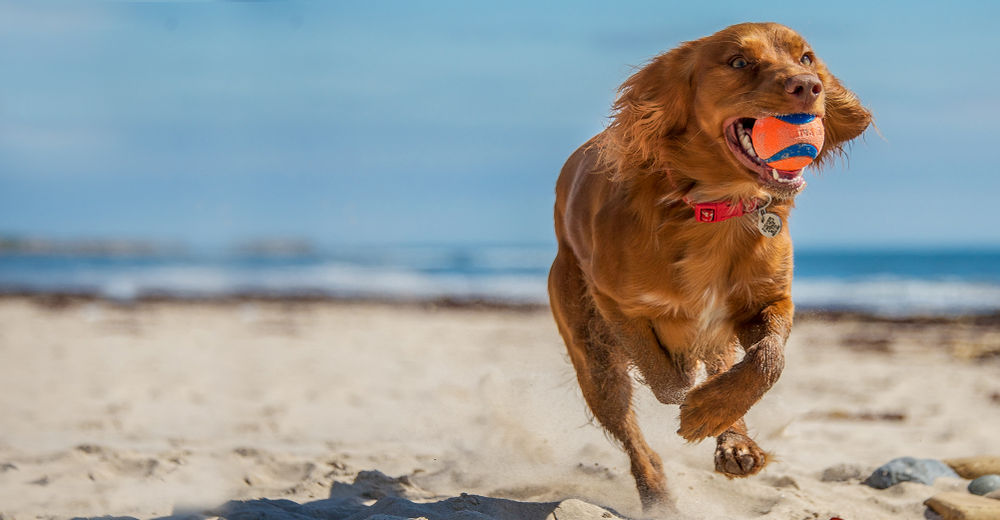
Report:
0,260,550,304
3,249,1000,315
792,278,1000,316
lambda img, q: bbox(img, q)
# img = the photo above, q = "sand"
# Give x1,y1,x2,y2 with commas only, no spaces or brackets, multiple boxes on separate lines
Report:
0,296,998,519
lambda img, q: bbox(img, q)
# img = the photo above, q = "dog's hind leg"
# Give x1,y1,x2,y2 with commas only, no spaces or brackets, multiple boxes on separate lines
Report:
549,249,669,511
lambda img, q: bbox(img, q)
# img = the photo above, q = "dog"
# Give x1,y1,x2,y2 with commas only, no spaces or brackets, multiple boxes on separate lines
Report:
548,22,871,510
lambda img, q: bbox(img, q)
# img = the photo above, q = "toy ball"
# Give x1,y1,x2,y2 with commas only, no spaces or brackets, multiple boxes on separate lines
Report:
751,113,825,170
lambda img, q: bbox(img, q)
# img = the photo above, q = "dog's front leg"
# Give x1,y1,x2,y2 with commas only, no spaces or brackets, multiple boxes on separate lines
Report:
676,298,791,442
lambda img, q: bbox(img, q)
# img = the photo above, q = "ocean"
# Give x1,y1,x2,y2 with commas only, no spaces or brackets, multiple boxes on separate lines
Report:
2,244,1000,316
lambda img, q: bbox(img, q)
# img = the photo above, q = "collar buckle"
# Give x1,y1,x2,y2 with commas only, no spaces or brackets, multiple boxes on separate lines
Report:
685,198,760,223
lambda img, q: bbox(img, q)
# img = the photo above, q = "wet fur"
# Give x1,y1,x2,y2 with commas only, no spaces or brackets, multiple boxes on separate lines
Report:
548,22,870,510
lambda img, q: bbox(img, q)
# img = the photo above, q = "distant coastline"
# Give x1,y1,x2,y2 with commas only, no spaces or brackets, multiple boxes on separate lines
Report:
3,238,1000,317
6,292,1000,330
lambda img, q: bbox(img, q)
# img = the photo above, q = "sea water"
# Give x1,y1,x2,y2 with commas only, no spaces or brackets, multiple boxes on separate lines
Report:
2,244,999,316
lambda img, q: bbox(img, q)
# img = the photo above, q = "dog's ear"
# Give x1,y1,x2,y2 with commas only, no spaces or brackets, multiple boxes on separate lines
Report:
600,43,696,179
815,64,872,165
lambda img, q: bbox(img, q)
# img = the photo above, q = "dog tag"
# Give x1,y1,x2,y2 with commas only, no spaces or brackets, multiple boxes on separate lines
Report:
757,209,782,238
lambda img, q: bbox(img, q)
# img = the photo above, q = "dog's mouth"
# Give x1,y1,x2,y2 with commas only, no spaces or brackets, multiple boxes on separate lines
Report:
723,117,808,195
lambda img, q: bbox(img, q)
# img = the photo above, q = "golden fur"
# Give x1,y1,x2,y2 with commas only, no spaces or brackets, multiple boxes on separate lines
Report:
548,22,870,510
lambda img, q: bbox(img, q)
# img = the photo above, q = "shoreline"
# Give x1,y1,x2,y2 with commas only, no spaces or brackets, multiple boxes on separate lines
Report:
6,290,1000,325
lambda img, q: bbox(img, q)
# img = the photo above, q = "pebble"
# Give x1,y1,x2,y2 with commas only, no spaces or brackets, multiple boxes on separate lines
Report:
863,457,959,489
968,474,1000,496
945,456,1000,479
820,463,866,482
767,475,800,489
924,491,1000,520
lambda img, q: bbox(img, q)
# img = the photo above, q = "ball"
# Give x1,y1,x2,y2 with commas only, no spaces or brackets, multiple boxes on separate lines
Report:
750,113,825,171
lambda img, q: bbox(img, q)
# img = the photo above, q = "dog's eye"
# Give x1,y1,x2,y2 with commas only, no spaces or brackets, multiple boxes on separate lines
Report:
729,56,749,69
800,53,813,66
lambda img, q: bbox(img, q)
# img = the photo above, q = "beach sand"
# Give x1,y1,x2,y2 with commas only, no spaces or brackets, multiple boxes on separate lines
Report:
1,296,998,519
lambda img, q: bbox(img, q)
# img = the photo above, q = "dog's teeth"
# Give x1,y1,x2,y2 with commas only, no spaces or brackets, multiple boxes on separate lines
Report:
739,134,757,157
771,169,779,180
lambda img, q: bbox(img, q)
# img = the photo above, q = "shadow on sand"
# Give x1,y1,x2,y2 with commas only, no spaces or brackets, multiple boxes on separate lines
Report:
208,470,627,520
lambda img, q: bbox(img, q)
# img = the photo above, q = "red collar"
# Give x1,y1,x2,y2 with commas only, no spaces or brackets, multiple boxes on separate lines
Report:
682,197,760,223
662,170,765,223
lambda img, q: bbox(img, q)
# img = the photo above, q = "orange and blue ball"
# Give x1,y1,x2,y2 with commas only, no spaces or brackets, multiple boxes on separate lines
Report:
750,113,825,170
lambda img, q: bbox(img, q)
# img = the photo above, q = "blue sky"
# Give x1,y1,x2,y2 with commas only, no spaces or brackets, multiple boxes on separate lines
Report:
1,1,999,248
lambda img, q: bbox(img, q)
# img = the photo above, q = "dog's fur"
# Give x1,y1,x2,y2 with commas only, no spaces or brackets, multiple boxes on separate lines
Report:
548,23,870,509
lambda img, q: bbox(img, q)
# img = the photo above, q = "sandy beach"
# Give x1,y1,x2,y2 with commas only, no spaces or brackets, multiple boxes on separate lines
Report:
1,296,998,519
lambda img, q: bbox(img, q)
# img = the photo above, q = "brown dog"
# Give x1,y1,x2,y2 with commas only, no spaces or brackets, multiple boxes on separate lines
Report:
548,22,870,510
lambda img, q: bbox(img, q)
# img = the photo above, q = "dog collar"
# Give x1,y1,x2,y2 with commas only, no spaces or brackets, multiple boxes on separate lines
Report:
683,197,759,223
682,196,783,238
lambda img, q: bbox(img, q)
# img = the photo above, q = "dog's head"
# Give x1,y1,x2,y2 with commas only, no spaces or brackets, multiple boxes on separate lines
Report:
601,22,871,201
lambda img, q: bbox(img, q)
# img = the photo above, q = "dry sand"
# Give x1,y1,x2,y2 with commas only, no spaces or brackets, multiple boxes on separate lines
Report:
0,296,999,519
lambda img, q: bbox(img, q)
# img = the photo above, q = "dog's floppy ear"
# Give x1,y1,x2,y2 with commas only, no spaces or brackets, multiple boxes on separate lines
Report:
600,43,696,180
815,64,872,165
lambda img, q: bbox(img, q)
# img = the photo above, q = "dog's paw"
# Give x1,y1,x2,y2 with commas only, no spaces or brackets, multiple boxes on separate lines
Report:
714,431,769,478
676,384,746,441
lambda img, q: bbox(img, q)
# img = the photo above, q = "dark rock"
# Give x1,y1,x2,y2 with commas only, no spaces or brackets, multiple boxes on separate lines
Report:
863,457,959,489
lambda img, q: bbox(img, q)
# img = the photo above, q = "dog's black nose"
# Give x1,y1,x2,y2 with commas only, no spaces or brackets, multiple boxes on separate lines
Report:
785,74,822,103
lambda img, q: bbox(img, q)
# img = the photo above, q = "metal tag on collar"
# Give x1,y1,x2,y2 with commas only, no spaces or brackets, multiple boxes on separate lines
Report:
756,197,781,238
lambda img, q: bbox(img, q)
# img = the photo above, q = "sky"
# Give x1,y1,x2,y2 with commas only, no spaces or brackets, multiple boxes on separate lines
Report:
1,1,999,249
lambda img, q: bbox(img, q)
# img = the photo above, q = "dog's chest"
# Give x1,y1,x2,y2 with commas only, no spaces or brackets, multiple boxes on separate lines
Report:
636,284,734,364
627,247,769,350
630,251,739,314
692,287,729,335
633,278,730,329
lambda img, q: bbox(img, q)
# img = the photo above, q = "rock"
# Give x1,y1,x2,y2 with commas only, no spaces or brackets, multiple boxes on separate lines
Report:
944,456,1000,479
925,491,1000,520
968,474,1000,496
820,463,866,482
547,499,624,520
863,457,959,489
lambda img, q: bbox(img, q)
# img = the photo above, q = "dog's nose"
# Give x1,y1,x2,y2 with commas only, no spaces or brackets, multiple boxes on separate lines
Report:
785,74,822,103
